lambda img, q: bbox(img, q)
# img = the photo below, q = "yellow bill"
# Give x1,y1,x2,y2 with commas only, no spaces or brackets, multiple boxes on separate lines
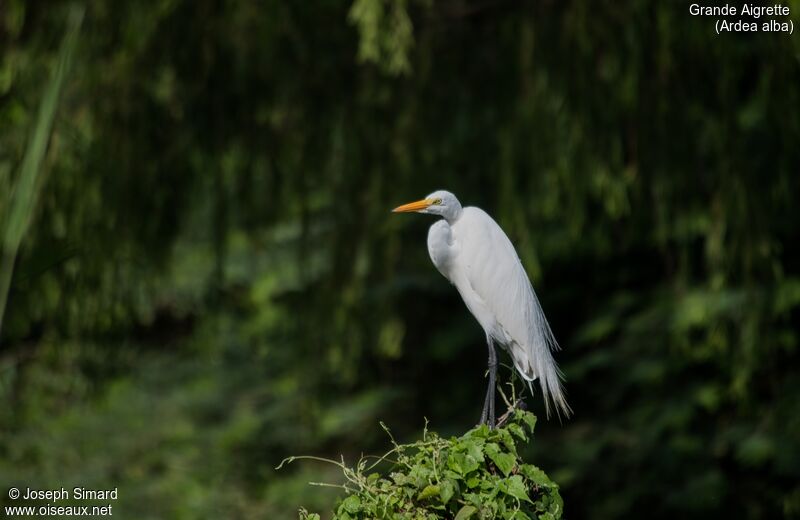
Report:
392,198,435,213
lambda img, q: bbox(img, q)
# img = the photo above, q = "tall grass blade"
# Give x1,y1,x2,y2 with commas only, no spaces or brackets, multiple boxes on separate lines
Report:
0,5,84,340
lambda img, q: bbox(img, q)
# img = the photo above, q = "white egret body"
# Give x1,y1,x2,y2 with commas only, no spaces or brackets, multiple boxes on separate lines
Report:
394,190,571,424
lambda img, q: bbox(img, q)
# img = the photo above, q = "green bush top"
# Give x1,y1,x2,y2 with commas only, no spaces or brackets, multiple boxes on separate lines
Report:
289,409,563,520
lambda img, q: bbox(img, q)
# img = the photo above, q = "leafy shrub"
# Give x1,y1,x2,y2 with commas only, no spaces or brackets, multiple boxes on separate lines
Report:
285,409,563,520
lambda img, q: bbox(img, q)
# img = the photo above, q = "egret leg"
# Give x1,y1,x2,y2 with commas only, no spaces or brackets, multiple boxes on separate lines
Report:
479,381,491,425
479,336,498,429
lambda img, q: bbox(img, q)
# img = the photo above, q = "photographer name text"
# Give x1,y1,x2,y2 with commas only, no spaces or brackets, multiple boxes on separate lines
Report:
15,487,118,502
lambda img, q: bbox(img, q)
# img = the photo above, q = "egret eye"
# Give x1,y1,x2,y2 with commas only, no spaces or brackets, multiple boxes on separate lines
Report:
434,198,443,205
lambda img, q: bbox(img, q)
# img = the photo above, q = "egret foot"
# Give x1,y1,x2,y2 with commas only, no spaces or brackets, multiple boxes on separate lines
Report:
496,398,527,428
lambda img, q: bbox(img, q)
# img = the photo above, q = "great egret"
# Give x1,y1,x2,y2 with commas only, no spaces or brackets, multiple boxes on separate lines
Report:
393,190,571,427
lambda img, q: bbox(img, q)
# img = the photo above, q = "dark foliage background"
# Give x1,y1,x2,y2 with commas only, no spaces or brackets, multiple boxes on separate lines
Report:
1,1,799,518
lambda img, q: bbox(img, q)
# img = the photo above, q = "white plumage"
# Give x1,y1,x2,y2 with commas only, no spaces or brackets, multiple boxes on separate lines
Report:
395,190,571,421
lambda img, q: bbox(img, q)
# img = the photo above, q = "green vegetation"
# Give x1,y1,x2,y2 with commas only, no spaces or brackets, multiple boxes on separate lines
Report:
1,1,799,519
288,409,561,520
0,5,82,335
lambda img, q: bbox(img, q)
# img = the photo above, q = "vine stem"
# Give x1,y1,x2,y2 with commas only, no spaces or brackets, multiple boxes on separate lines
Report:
496,399,525,428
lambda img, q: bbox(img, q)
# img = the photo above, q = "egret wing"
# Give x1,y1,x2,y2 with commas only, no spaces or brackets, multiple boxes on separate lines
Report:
455,207,570,418
455,208,554,350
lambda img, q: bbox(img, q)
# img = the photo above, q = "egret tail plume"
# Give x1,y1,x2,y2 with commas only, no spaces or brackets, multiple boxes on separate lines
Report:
537,360,572,420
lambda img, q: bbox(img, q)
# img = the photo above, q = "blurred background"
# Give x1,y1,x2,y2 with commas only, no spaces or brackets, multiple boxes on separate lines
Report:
1,1,799,518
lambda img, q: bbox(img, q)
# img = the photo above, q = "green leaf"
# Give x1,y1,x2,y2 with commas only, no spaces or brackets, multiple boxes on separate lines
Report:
497,428,517,452
439,479,457,504
340,495,361,514
463,453,480,473
408,463,433,485
391,472,407,485
484,442,501,456
507,422,527,441
501,475,532,503
518,410,537,434
494,452,517,476
485,442,516,476
548,489,564,515
444,469,461,480
467,424,491,439
449,451,480,475
448,452,465,474
464,493,483,508
462,438,485,463
507,512,531,520
417,484,440,500
520,464,554,487
454,505,477,520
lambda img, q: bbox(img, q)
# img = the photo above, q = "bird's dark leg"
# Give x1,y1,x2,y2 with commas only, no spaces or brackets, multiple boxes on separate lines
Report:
480,380,491,425
488,338,497,428
479,336,498,429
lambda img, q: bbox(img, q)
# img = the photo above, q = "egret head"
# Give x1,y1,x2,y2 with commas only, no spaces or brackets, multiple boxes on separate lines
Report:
392,190,463,222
